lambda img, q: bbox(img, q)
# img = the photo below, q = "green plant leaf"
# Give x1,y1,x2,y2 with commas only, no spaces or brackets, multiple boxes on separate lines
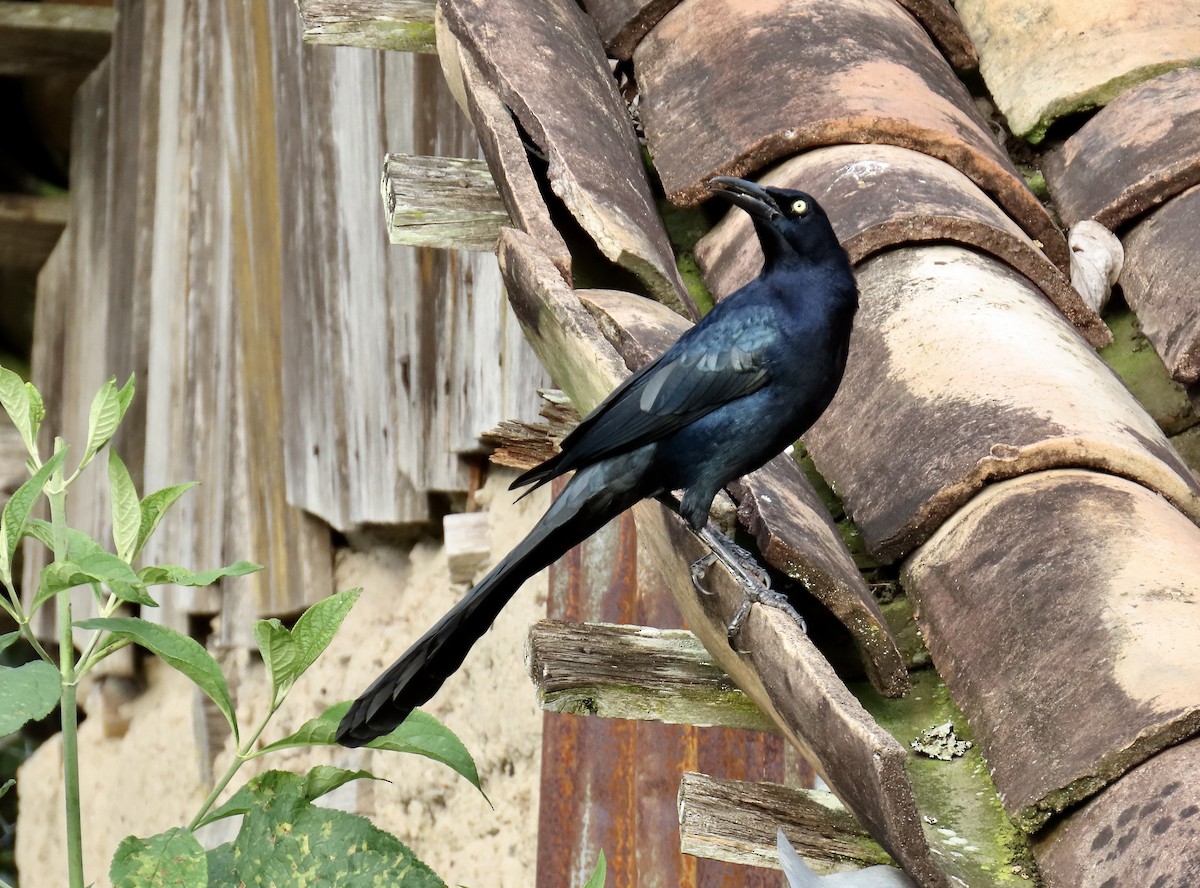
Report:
82,375,134,468
75,617,238,743
137,561,260,587
136,482,196,557
0,367,35,456
253,618,298,704
0,778,12,800
0,659,61,735
202,771,445,888
260,703,484,797
0,448,67,581
583,851,607,888
0,630,19,654
107,450,140,562
290,587,361,678
253,588,361,705
110,827,206,888
301,765,383,802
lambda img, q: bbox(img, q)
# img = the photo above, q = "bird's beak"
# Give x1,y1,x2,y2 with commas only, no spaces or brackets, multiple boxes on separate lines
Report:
708,176,781,221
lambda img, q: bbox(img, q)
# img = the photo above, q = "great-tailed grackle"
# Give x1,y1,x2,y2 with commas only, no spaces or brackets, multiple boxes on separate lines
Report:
336,177,858,747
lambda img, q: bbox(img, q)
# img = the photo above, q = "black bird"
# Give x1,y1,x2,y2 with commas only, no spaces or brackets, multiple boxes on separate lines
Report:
336,178,858,747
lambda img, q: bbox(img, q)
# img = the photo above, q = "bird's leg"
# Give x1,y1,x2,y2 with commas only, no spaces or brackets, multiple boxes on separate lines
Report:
658,494,806,651
697,525,806,651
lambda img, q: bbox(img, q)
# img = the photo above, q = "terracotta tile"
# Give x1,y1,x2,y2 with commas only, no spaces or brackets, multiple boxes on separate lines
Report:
1120,183,1200,386
890,0,977,71
905,470,1200,828
576,289,910,698
694,145,1108,346
580,0,683,60
803,246,1200,562
1043,68,1200,230
633,0,1067,267
955,0,1200,142
1034,735,1200,888
440,0,694,317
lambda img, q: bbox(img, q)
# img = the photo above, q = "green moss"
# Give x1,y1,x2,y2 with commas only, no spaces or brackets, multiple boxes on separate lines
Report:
1169,425,1200,474
854,670,1039,885
1099,307,1198,435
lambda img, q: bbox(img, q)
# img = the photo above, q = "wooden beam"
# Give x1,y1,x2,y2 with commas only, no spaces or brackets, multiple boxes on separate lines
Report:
296,0,435,52
678,772,893,873
0,1,113,77
527,620,775,732
381,153,509,250
0,193,69,270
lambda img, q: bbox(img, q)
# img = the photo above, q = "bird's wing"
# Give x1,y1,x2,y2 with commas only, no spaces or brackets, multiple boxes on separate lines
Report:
513,311,776,490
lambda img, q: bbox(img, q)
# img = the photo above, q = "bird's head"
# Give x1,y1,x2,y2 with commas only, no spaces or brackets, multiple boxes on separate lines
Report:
708,177,840,266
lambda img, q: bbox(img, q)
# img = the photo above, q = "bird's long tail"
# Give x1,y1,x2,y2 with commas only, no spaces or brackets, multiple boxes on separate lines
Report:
336,453,652,747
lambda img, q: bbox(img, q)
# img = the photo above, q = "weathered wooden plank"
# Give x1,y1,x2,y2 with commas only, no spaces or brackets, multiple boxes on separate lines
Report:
275,27,548,530
694,145,1108,348
0,194,69,270
905,470,1200,830
440,0,695,316
1043,67,1200,229
804,246,1200,563
381,153,508,250
497,228,948,888
0,0,113,76
481,389,578,471
296,0,435,53
678,772,892,873
633,0,1067,269
1120,183,1200,385
954,0,1200,142
527,620,774,731
1033,734,1200,887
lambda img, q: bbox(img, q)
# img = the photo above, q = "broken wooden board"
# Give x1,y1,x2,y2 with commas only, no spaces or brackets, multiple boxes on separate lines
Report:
634,0,1067,268
527,620,774,731
904,469,1200,830
439,0,693,316
678,772,893,873
381,153,509,250
295,0,435,52
576,287,909,697
0,0,113,76
955,0,1200,142
694,145,1107,347
1043,67,1200,229
1033,734,1200,887
804,245,1200,563
1120,183,1200,385
496,227,948,887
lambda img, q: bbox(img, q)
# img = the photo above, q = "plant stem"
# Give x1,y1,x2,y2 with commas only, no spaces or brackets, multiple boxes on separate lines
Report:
48,449,84,888
187,707,275,831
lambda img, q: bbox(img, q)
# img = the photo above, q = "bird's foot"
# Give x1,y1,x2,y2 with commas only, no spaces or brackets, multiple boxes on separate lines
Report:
695,527,806,652
690,552,719,596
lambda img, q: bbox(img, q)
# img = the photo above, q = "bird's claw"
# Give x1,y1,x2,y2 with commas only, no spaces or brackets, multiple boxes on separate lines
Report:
690,552,719,595
726,584,806,653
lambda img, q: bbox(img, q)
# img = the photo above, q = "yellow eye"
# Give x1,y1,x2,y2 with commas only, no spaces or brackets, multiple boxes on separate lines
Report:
791,198,809,216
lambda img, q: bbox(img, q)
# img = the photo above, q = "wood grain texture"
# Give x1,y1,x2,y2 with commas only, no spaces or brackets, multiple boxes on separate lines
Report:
678,772,892,873
527,620,774,731
0,0,113,76
634,0,1067,268
804,246,1200,563
382,153,508,250
1043,68,1200,229
906,469,1200,829
0,194,69,269
296,0,436,52
695,145,1108,347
